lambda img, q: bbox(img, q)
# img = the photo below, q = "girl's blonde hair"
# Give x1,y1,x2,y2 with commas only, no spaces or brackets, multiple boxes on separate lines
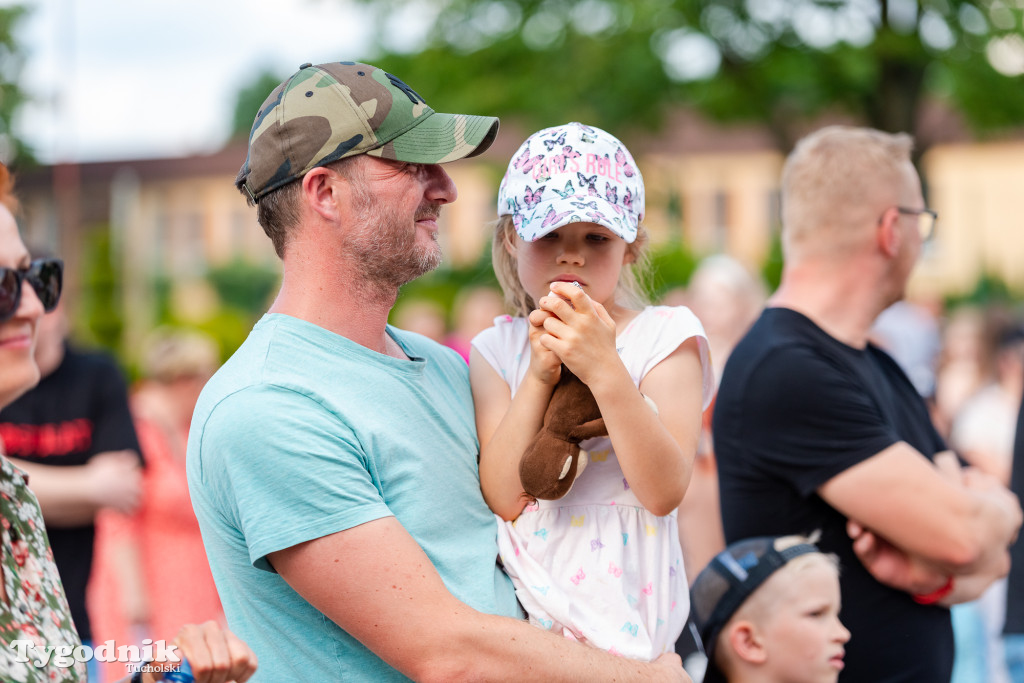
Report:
490,215,652,317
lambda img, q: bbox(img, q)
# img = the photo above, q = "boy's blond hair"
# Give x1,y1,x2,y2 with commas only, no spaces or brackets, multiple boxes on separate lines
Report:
691,533,837,682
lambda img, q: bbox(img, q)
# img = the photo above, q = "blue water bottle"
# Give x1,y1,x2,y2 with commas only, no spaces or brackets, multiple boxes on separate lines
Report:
162,658,194,682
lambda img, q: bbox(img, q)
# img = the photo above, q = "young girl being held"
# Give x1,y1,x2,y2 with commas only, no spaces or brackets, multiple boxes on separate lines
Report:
470,122,713,660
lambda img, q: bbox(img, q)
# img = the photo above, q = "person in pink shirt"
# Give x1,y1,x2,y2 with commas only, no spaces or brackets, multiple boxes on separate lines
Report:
91,329,225,682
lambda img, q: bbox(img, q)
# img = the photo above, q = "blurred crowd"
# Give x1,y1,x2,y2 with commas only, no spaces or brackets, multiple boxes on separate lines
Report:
0,301,227,681
2,252,1022,681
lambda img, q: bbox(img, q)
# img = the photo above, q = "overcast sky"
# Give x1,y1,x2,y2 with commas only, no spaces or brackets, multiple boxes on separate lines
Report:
6,0,425,163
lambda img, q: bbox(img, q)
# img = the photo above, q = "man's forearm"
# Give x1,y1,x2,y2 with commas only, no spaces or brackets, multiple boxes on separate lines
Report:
849,515,1014,603
411,610,686,683
939,547,1010,606
959,483,1022,574
272,517,687,683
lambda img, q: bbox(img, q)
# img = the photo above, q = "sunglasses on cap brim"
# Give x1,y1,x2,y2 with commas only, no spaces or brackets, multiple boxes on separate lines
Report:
0,258,63,322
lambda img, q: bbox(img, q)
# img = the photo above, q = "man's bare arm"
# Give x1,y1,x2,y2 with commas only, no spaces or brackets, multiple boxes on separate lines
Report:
268,516,688,683
846,459,1019,602
819,443,1021,575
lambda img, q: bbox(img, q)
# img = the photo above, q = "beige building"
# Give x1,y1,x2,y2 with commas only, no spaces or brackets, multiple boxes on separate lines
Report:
10,132,1024,359
14,142,272,355
917,141,1024,297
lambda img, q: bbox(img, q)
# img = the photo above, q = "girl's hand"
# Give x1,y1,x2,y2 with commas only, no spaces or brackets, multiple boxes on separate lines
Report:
526,307,562,386
535,281,620,387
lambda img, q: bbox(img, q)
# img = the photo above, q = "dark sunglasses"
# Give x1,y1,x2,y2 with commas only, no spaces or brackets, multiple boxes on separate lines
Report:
0,258,63,322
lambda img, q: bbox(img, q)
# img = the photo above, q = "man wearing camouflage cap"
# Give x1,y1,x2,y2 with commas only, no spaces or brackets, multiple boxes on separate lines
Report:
186,62,689,682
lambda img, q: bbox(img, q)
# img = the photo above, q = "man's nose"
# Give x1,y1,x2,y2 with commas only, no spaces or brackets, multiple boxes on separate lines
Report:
424,164,457,204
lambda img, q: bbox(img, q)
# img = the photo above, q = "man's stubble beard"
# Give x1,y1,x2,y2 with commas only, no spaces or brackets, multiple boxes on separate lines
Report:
346,183,443,301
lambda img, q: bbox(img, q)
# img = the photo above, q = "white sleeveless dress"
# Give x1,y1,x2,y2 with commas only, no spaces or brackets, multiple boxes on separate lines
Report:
472,305,713,660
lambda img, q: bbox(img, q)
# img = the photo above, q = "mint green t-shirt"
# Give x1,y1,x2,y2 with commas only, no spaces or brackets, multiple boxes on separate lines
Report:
187,314,519,682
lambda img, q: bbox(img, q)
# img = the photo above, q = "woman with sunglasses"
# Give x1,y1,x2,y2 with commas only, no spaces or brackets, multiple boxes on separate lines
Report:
0,162,258,683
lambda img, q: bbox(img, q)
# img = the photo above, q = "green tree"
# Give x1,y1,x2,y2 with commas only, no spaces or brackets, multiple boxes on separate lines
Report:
760,232,784,293
0,4,35,165
647,239,699,300
206,258,280,315
229,70,291,140
77,227,123,354
352,0,1024,151
392,249,501,324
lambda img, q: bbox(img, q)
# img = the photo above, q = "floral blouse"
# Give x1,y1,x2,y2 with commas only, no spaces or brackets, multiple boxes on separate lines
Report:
0,454,85,682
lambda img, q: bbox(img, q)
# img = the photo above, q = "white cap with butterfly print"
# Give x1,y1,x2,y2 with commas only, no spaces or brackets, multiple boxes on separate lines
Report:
497,122,645,243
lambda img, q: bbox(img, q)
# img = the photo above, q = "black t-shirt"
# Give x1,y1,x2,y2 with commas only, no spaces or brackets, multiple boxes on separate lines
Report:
0,345,140,642
1004,395,1024,633
713,308,952,683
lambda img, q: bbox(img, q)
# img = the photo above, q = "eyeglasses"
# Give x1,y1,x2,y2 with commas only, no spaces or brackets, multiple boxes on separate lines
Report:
0,258,63,322
897,207,938,242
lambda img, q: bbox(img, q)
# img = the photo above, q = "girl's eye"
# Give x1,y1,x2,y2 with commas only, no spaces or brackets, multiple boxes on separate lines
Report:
587,234,609,242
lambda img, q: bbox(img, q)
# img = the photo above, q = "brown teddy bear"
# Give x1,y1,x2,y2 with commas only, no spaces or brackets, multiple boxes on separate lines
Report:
518,365,608,500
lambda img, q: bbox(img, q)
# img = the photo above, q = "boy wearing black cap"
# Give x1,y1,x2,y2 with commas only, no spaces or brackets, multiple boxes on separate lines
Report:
691,536,850,683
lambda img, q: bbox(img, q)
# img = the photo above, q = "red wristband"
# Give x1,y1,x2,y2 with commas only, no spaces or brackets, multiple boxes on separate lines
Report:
912,576,955,605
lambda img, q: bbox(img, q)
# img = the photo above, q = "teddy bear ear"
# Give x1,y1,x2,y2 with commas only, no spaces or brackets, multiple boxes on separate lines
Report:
518,367,605,500
519,442,580,500
572,450,589,482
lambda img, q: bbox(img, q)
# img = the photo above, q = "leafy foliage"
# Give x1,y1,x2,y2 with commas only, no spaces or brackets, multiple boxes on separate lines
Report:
229,70,291,141
0,4,35,165
392,249,501,325
220,0,1024,325
647,239,699,301
206,258,280,315
945,270,1019,309
760,233,784,293
76,227,124,354
353,0,1024,150
182,307,257,368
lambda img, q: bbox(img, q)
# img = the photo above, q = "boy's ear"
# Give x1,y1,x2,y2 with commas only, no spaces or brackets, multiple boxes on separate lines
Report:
728,620,768,665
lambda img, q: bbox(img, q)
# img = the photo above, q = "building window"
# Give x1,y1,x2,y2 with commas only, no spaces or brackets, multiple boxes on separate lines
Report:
172,213,206,275
712,190,729,251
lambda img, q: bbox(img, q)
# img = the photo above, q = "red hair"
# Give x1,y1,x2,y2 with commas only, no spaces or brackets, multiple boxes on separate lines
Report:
0,163,18,213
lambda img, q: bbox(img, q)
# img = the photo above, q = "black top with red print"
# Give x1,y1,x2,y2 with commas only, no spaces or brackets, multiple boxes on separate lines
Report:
0,345,140,642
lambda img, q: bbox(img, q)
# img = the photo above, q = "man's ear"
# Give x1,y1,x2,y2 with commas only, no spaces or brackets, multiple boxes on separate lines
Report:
728,620,768,665
302,167,342,222
877,207,902,258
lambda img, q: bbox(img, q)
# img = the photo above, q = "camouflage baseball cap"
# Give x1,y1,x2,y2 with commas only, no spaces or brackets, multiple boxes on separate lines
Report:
236,61,500,202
